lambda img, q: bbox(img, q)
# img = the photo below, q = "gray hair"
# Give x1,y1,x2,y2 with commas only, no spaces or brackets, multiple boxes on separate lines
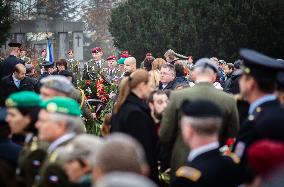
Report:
193,66,216,78
161,63,176,76
181,116,222,135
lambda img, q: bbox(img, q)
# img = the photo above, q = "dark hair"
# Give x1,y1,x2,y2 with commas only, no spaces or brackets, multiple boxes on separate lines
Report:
56,59,68,70
0,124,10,140
148,90,168,103
226,63,234,70
174,63,185,77
254,76,276,93
17,106,40,135
143,57,155,71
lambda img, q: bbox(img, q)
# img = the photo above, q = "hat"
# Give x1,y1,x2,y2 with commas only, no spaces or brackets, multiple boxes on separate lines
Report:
107,55,117,61
194,58,219,73
41,49,46,53
146,53,152,57
181,100,222,118
8,42,21,48
92,47,102,53
121,50,129,58
5,91,41,108
239,49,284,77
247,139,284,175
40,75,74,94
95,172,158,187
67,49,73,54
118,58,126,65
233,59,243,69
276,72,284,90
40,97,81,116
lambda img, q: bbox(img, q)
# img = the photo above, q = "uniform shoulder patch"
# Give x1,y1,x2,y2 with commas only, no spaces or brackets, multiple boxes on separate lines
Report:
176,166,201,182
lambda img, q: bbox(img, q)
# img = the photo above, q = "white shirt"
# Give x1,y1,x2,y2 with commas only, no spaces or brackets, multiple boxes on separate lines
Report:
188,142,219,162
47,133,75,154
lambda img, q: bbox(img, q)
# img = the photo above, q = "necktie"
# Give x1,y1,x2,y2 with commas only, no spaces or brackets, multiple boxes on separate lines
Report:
15,80,20,88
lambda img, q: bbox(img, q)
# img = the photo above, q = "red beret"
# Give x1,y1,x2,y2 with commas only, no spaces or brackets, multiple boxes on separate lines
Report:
121,50,129,58
146,53,152,57
107,55,117,61
68,49,73,54
41,49,46,53
92,47,102,53
247,139,284,175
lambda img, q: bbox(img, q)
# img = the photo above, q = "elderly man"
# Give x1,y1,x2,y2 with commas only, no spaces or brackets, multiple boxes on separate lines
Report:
158,64,176,90
172,100,240,187
160,58,239,177
124,57,137,76
44,134,103,187
35,97,84,187
40,75,95,133
0,63,39,106
92,133,150,183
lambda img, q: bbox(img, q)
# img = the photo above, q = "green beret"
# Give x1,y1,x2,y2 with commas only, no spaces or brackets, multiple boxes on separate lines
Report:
5,91,41,108
40,97,81,116
118,58,126,65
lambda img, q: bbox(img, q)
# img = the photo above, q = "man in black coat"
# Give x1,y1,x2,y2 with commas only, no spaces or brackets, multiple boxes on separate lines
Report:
110,92,159,185
159,64,177,90
0,63,39,106
171,100,241,187
0,42,24,79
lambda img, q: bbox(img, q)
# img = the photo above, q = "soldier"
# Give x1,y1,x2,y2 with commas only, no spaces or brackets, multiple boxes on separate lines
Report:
171,100,241,187
101,55,122,83
0,42,24,79
35,97,84,187
66,49,80,81
5,91,48,187
20,47,31,65
83,47,107,80
38,49,47,67
40,75,95,133
159,58,239,178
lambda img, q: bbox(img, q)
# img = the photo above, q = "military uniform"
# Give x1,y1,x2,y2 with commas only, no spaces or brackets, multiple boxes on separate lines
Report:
83,59,107,80
67,58,80,80
172,148,241,187
101,67,122,83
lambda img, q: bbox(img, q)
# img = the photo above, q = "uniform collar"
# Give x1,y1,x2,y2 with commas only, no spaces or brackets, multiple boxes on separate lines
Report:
188,141,219,162
248,94,277,115
47,133,75,153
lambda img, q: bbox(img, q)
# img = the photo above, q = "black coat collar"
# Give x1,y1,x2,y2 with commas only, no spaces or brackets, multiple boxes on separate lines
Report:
125,92,149,112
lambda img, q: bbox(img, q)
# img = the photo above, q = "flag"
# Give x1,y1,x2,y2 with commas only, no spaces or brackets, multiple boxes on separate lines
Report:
46,38,54,63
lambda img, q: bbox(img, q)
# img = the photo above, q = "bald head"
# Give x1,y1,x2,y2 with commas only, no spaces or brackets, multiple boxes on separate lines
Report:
13,63,26,80
124,57,137,73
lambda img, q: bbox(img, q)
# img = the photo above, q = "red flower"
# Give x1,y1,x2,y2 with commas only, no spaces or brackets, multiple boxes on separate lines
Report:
85,80,91,85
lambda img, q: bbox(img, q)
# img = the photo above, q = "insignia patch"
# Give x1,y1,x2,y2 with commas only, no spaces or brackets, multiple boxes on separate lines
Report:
48,175,59,183
176,166,201,182
49,152,58,163
30,141,38,151
235,141,245,158
256,107,262,113
47,103,58,113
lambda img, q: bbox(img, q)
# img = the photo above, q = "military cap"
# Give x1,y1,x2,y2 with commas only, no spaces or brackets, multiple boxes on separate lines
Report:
118,58,126,65
5,91,41,108
194,58,219,73
67,49,73,54
40,75,74,94
218,59,226,65
41,49,46,53
92,47,102,53
276,72,284,90
107,55,117,61
121,50,129,58
8,42,21,48
181,100,222,118
239,49,284,77
40,97,81,116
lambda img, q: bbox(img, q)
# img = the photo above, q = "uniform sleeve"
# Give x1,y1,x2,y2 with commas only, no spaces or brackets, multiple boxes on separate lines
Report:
159,93,178,143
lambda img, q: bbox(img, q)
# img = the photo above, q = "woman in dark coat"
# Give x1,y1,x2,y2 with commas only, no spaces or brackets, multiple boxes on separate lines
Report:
110,69,160,185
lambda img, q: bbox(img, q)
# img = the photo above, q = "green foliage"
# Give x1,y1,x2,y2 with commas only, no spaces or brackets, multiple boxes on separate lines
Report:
109,0,284,61
0,1,11,45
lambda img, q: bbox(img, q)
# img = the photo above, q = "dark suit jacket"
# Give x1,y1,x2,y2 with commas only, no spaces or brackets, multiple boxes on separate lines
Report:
110,92,159,184
0,138,22,169
172,148,240,187
158,80,176,90
0,75,39,106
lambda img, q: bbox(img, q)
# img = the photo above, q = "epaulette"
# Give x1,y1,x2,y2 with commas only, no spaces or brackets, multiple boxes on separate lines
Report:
176,166,201,182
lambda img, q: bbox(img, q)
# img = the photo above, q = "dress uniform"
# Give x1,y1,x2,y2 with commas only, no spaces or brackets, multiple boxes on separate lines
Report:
83,47,107,80
36,97,82,187
5,91,49,187
20,48,32,65
171,100,241,187
66,49,81,81
101,55,122,83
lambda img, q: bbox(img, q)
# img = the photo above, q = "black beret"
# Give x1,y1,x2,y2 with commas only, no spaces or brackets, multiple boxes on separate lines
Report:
181,100,222,118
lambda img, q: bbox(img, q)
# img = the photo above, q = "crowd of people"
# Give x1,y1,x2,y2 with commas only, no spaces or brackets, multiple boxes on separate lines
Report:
0,41,284,187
